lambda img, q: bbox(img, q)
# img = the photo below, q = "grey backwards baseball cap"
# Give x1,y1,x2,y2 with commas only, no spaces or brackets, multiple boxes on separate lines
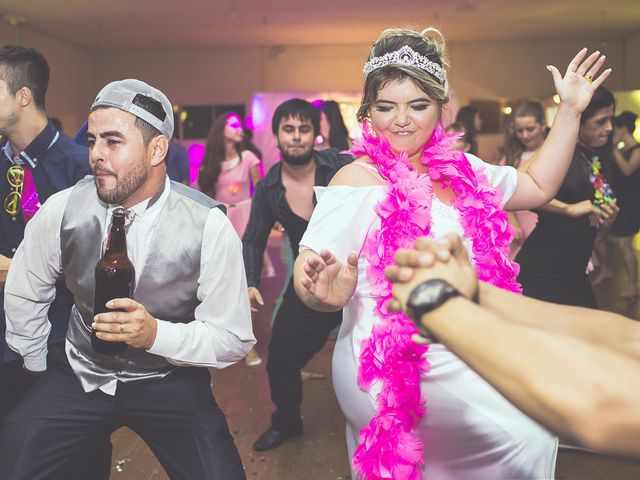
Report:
91,79,174,138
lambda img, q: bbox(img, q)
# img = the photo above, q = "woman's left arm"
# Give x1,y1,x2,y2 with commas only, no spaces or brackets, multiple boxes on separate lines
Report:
613,147,640,177
505,50,611,211
249,166,262,186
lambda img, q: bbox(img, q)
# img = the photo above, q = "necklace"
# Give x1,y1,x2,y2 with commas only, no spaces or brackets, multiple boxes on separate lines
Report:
578,146,614,206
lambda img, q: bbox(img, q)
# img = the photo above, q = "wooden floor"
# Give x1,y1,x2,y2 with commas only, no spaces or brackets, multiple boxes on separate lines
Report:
109,234,640,480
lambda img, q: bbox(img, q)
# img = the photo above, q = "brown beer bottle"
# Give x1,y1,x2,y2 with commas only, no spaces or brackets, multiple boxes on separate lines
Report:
92,208,135,355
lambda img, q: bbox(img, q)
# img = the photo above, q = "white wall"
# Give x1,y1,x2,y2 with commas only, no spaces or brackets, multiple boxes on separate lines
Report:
624,32,640,89
90,44,369,110
90,37,632,111
448,38,627,105
1,25,637,138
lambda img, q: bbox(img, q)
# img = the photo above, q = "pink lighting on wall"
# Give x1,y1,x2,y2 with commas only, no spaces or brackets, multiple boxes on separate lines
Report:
250,95,268,129
188,142,205,186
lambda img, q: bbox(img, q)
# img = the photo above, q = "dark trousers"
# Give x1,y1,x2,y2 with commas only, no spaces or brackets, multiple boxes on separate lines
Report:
0,360,39,418
267,280,342,434
0,345,245,480
0,352,112,480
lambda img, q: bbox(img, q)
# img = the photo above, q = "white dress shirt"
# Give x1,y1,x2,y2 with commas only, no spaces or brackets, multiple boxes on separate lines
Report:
5,177,255,394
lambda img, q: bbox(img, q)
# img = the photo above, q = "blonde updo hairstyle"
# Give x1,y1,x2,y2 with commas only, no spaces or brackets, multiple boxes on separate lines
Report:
357,27,450,122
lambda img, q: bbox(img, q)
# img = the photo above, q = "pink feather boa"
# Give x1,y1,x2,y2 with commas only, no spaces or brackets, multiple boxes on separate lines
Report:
350,122,521,480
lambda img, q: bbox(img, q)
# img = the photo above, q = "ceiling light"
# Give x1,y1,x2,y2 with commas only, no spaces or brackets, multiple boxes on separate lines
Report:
3,13,26,27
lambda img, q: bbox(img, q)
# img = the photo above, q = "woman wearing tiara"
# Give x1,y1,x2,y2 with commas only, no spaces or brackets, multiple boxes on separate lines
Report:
293,27,610,480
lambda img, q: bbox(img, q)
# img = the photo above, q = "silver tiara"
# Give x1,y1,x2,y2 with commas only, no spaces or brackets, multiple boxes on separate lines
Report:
363,45,446,83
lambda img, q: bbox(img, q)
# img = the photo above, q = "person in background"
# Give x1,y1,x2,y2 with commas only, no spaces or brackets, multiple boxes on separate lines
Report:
499,101,547,257
316,100,352,151
445,121,472,153
455,104,482,155
243,98,352,451
49,116,63,133
592,110,640,296
242,125,264,161
0,44,112,479
198,112,272,366
166,138,190,185
516,87,619,308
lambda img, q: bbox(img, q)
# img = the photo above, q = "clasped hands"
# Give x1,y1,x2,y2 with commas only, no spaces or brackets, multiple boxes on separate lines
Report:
385,234,478,342
92,298,158,349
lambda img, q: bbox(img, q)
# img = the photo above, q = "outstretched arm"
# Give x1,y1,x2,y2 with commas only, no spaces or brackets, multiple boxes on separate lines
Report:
477,279,640,360
506,49,611,211
386,235,640,456
613,145,640,177
538,198,617,221
393,234,639,358
414,296,640,456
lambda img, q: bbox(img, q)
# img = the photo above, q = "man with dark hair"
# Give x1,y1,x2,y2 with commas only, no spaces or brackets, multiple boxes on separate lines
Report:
243,98,352,451
270,97,321,137
1,79,255,479
0,44,49,110
0,44,113,478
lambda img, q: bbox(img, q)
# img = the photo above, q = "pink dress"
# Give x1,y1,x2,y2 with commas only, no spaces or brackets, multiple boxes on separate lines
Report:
215,151,261,237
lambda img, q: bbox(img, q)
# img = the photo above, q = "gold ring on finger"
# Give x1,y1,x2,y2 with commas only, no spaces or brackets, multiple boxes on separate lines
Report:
584,74,593,83
119,323,125,335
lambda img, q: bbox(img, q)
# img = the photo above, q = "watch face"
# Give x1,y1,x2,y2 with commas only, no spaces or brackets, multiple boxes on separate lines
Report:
411,281,446,307
407,279,459,322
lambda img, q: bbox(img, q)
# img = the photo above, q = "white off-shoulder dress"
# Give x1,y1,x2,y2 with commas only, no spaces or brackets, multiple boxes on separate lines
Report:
299,155,558,479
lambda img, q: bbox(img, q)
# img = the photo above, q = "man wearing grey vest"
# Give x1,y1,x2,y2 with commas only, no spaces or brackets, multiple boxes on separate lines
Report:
0,79,255,479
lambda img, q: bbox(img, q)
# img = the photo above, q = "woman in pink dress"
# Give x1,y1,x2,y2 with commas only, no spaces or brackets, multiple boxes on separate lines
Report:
199,112,271,366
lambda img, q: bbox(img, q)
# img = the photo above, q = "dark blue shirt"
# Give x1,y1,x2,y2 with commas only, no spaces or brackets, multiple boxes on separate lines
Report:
242,148,352,287
1,120,90,362
166,141,190,183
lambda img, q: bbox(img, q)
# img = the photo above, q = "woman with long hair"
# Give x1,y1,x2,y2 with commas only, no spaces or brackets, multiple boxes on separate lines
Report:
199,112,272,366
317,100,352,151
499,101,547,257
502,101,548,168
293,26,609,480
516,87,619,308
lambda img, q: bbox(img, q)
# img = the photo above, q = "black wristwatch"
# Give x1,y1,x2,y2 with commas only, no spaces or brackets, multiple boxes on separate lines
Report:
406,279,462,325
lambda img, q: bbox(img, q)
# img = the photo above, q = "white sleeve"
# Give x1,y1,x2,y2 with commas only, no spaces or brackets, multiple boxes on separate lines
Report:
4,189,70,371
465,153,518,207
300,185,383,262
147,208,256,368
